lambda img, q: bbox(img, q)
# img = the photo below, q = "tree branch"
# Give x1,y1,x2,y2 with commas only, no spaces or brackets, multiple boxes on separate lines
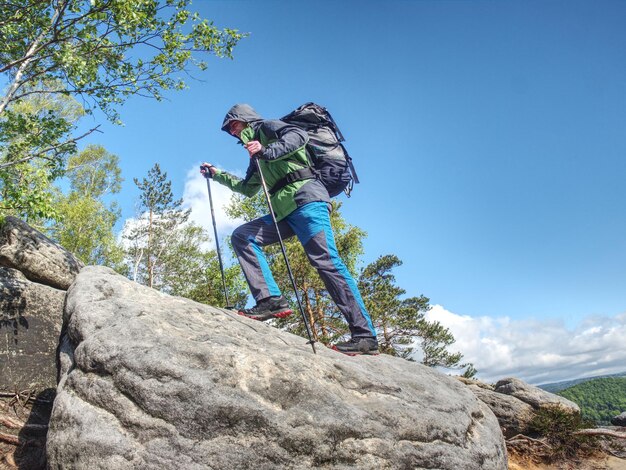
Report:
574,429,626,439
506,433,553,449
0,125,101,170
0,0,67,87
0,431,20,445
0,415,25,429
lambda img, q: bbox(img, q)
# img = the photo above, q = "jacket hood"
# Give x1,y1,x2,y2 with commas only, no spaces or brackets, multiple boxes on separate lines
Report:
221,104,263,134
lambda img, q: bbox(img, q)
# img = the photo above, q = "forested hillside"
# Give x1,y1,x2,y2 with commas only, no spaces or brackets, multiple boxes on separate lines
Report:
558,377,626,425
539,371,626,393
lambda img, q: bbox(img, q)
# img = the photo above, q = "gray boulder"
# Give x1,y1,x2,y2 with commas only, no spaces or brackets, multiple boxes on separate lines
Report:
612,412,626,427
47,266,508,470
0,216,83,290
0,267,65,391
466,384,535,438
495,377,580,413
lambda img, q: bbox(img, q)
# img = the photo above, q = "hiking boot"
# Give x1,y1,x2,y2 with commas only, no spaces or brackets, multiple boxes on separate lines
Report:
332,337,379,356
238,296,293,321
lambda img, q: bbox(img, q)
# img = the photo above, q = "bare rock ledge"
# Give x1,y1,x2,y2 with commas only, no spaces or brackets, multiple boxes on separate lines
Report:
47,266,508,470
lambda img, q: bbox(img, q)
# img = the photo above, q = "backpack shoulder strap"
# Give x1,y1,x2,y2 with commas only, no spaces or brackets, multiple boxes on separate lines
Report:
268,167,317,196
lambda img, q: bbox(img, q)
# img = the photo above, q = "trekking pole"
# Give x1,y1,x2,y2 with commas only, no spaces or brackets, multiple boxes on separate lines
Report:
252,156,317,354
201,166,232,309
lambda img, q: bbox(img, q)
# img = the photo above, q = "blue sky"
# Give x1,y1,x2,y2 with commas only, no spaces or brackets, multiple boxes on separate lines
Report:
71,0,626,383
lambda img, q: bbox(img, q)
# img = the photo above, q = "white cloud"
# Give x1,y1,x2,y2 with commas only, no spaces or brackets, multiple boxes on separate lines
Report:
181,165,245,251
426,305,626,385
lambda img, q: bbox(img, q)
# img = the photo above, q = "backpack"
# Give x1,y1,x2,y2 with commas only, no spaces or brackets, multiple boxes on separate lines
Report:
270,102,359,198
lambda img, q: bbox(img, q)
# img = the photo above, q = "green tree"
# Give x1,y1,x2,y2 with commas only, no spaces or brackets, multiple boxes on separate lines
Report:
559,377,626,425
529,406,600,463
0,82,84,222
48,144,124,268
159,223,247,309
126,163,189,288
1,0,244,216
359,254,471,371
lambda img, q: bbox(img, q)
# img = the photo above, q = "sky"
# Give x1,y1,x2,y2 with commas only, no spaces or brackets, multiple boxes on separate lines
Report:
68,0,626,384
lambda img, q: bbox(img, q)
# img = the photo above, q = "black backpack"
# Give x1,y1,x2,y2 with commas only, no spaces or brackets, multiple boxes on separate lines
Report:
270,102,359,198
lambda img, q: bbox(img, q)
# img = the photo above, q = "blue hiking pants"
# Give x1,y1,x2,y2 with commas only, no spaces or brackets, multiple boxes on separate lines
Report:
231,201,376,339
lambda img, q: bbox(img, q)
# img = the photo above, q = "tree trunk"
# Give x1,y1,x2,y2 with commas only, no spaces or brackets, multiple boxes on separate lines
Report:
574,429,626,439
0,3,65,114
314,290,329,341
148,208,153,288
301,282,318,341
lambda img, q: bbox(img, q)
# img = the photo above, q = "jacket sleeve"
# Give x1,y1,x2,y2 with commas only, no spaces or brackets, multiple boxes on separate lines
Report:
257,120,309,161
212,164,261,197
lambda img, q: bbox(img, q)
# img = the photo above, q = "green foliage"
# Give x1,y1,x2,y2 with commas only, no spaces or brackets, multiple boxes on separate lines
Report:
358,254,468,370
133,162,181,214
126,163,189,287
48,145,125,268
529,406,601,463
0,83,83,222
539,372,626,394
66,144,122,197
558,377,626,425
461,363,478,379
126,164,247,304
160,226,247,309
1,1,244,217
0,163,58,223
0,0,245,120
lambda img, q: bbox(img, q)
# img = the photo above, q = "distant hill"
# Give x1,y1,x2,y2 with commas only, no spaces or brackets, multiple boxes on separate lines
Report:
557,377,626,425
538,371,626,393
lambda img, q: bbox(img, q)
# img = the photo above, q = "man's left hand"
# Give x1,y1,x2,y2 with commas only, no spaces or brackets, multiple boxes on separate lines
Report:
245,140,264,158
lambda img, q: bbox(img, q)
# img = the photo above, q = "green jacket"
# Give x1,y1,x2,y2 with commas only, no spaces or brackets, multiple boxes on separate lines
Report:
215,104,330,221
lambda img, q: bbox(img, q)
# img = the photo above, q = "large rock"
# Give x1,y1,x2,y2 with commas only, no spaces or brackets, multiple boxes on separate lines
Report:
612,412,626,427
47,266,508,470
0,216,83,290
466,384,535,438
0,267,65,391
495,377,580,413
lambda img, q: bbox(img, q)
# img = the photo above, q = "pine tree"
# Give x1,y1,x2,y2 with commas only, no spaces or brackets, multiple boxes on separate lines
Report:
359,254,470,370
127,163,189,288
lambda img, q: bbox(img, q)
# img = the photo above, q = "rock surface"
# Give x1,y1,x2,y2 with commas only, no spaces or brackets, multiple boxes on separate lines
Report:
466,384,535,438
459,377,581,439
495,377,580,413
611,412,626,427
0,267,65,391
47,266,508,470
0,216,82,291
0,217,82,470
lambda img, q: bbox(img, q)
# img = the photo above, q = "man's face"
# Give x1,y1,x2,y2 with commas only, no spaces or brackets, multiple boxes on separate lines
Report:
229,120,247,137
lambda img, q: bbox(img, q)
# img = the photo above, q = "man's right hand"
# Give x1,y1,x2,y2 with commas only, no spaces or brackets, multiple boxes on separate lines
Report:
200,162,217,178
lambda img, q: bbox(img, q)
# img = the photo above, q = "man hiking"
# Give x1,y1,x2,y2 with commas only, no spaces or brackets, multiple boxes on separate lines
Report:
200,104,378,355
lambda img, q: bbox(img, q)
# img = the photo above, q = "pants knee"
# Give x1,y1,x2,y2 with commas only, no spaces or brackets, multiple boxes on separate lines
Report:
231,226,249,254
